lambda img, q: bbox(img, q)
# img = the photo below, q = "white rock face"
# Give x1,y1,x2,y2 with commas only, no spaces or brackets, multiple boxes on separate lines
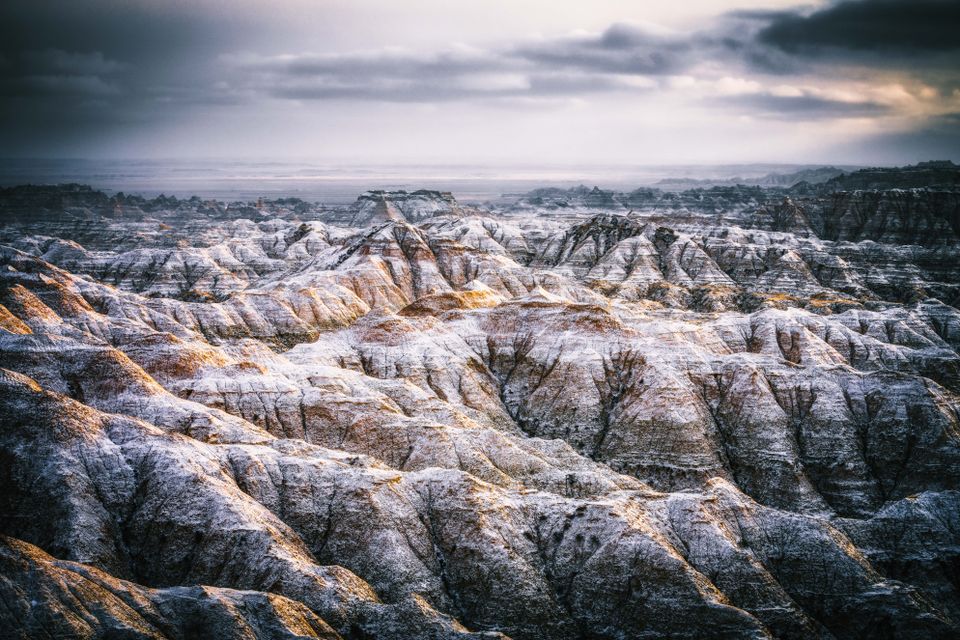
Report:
1,182,959,639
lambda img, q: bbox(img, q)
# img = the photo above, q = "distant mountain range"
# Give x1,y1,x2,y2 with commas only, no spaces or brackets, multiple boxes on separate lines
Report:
650,161,960,193
655,166,852,190
810,160,960,191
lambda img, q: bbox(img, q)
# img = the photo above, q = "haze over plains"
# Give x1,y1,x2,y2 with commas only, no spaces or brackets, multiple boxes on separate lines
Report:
2,0,959,166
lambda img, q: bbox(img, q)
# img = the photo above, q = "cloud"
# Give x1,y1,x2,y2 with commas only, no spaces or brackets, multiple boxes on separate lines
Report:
246,47,502,79
718,92,892,119
224,48,518,101
19,74,121,97
21,49,127,75
0,0,957,163
216,7,960,106
513,22,695,76
718,1,960,83
758,0,960,55
0,49,126,98
222,34,676,103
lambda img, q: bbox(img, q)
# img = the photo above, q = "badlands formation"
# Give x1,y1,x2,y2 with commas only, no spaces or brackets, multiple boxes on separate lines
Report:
1,165,959,639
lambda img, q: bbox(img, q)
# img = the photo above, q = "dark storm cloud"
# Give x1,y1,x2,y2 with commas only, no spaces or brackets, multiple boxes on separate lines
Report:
758,0,960,54
0,0,270,100
733,0,960,94
0,49,126,98
21,50,127,76
17,74,120,98
0,1,258,63
0,0,268,154
717,0,960,83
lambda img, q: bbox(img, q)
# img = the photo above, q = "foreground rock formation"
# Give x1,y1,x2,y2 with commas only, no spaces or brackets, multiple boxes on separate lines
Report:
1,171,959,638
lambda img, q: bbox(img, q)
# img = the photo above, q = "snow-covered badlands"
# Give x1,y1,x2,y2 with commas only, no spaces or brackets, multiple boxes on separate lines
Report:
1,170,959,639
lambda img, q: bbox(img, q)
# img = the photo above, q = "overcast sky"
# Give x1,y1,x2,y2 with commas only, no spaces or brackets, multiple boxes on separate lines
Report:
1,0,958,165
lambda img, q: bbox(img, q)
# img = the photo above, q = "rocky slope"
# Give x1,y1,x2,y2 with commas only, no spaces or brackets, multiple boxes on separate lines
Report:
1,179,959,639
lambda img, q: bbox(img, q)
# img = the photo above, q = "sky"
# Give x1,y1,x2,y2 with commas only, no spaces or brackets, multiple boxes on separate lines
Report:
1,0,959,166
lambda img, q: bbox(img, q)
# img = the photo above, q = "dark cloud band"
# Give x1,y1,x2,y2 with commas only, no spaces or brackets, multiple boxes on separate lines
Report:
759,0,960,54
